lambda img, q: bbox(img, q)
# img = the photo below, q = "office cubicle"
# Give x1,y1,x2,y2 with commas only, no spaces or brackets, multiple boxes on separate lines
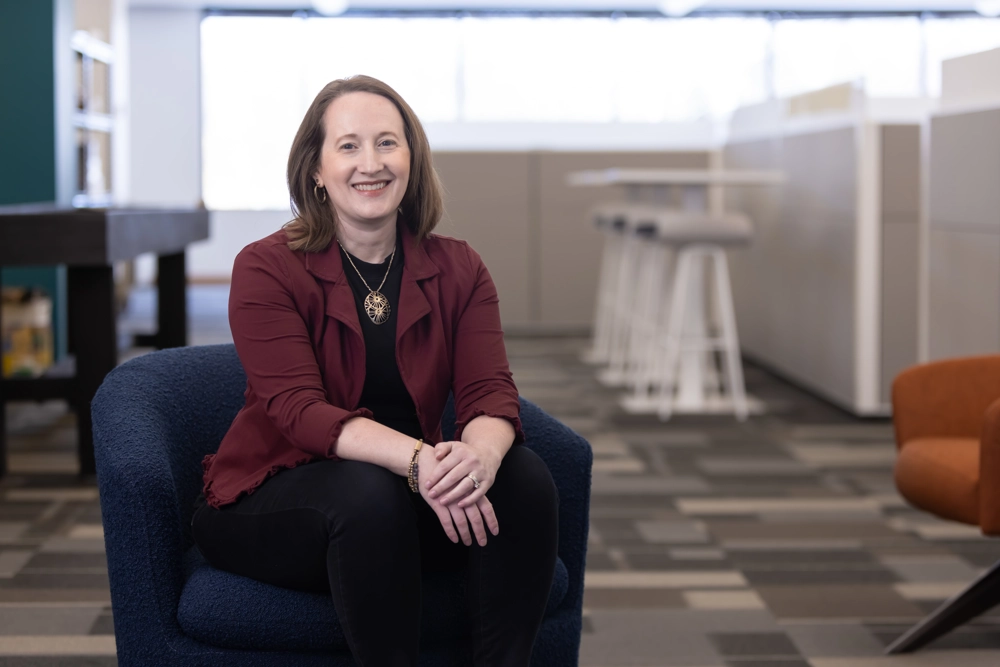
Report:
722,84,924,415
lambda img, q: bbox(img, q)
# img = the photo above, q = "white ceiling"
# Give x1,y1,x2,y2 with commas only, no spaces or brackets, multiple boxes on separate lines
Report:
128,0,996,12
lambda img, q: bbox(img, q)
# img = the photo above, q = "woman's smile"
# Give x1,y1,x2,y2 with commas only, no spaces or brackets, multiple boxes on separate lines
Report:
353,180,390,194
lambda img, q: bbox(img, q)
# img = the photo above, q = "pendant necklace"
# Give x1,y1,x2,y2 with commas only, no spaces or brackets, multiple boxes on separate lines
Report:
339,240,395,325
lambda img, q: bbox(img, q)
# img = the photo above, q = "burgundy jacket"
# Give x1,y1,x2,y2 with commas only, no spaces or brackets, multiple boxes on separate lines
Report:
202,222,524,508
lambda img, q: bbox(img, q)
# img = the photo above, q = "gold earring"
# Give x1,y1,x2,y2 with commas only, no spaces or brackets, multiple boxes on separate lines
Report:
314,184,327,203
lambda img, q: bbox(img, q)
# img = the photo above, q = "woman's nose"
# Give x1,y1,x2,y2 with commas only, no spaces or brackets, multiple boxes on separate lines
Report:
358,145,382,173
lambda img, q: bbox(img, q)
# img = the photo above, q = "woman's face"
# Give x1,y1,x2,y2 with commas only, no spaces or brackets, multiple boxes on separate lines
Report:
314,91,411,233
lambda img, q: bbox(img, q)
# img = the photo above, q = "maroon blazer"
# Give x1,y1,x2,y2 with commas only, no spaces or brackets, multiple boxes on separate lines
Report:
202,222,524,508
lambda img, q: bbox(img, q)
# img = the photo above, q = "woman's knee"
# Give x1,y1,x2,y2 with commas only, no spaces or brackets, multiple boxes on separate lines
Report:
492,446,559,515
316,460,415,534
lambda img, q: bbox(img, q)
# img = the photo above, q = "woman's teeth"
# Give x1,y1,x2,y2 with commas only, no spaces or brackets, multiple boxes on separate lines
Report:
354,182,387,191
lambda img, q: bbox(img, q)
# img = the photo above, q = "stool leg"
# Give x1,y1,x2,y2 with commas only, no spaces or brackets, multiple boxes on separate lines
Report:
625,242,658,388
632,244,670,399
603,236,641,386
657,248,694,421
710,248,748,421
586,232,620,365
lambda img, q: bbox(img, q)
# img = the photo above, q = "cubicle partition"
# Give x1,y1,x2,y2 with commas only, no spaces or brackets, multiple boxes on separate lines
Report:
925,47,1000,360
723,92,921,415
432,150,710,331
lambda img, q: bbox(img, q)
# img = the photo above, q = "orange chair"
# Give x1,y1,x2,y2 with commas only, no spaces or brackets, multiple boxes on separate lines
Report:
888,355,1000,653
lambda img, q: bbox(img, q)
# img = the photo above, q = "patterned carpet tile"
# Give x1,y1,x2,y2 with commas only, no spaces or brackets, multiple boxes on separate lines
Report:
1,288,1000,665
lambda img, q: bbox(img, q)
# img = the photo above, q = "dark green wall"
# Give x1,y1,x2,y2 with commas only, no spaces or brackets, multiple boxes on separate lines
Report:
0,2,58,204
0,0,70,359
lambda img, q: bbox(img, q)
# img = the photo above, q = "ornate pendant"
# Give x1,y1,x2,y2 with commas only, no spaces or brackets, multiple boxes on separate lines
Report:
364,290,391,325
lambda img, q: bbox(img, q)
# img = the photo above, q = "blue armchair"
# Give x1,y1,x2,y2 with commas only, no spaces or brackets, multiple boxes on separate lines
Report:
92,344,592,666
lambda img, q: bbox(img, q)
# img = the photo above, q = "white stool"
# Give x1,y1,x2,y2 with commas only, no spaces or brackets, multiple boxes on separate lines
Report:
585,204,674,387
622,211,754,421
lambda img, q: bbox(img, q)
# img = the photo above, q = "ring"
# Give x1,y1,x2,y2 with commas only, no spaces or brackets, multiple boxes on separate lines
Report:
467,474,481,490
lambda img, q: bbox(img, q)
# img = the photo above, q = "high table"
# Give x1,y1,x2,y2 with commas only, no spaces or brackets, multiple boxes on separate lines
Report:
568,168,783,416
0,205,210,476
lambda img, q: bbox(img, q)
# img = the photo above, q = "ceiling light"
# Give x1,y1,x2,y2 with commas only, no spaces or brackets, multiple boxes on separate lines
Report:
657,0,708,17
313,0,349,16
975,0,1000,17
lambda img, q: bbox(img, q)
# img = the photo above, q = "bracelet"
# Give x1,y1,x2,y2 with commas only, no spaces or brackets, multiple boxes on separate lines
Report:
407,439,424,493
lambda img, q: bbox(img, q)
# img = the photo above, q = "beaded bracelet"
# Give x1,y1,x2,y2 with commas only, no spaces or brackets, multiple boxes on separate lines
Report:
407,439,424,493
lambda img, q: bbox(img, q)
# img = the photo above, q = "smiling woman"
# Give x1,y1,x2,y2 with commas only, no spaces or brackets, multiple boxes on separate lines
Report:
283,77,441,256
190,75,560,666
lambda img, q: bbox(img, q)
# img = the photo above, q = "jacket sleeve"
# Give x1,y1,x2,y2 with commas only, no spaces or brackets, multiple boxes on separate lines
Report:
229,242,371,458
451,244,525,445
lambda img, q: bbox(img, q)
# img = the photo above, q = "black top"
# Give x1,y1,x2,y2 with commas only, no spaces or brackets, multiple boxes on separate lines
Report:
339,241,423,441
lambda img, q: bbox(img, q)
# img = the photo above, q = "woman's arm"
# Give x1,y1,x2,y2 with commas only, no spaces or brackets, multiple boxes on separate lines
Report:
229,243,372,458
422,244,522,507
335,416,422,476
460,415,514,465
449,244,524,445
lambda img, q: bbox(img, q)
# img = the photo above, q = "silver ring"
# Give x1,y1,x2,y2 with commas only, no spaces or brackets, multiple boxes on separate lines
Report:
468,474,481,490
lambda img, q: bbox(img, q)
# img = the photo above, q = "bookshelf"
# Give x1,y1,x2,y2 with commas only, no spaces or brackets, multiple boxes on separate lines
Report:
71,30,114,208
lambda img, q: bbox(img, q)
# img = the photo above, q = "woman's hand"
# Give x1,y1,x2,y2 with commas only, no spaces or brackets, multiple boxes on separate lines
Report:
416,445,498,547
426,441,501,509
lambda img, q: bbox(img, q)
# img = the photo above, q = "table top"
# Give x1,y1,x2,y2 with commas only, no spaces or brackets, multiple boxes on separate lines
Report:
0,206,210,266
567,168,786,187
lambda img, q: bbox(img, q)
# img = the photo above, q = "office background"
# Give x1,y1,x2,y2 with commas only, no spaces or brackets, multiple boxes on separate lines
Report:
4,1,1000,665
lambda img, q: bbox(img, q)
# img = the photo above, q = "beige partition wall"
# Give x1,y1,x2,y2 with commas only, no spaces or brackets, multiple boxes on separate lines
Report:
880,126,921,400
724,119,920,414
433,150,710,332
432,152,533,328
926,107,1000,359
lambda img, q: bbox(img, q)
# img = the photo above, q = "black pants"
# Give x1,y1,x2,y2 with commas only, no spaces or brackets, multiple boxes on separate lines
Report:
191,445,559,667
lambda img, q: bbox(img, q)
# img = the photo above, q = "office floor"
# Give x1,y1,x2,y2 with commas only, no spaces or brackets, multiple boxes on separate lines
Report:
2,285,1000,666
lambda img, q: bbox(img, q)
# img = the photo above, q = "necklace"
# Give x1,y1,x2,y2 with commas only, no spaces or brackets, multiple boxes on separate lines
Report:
338,240,396,325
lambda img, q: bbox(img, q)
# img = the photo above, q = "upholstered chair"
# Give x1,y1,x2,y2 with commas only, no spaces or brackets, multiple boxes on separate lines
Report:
92,344,592,666
888,354,1000,653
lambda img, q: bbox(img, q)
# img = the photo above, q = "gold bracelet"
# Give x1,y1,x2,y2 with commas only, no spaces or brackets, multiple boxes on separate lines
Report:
407,439,424,493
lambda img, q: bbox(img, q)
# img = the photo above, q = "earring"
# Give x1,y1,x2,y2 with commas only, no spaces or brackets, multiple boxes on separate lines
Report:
314,184,327,203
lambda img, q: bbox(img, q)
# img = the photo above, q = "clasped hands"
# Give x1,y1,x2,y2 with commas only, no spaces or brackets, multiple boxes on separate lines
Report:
417,441,500,547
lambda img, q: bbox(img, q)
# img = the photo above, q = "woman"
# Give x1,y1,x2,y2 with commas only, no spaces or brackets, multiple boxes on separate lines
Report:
191,75,559,667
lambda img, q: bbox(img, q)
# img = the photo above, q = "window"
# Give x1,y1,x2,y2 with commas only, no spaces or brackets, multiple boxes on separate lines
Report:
772,17,923,99
923,17,1000,97
201,13,1000,210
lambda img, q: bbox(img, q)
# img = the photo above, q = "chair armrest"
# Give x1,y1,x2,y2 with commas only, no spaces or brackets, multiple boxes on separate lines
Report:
93,345,247,665
980,397,1000,535
93,360,190,662
517,398,593,619
892,355,1000,448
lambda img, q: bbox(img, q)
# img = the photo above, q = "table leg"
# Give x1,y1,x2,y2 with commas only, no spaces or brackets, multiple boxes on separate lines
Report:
68,265,117,476
155,251,188,349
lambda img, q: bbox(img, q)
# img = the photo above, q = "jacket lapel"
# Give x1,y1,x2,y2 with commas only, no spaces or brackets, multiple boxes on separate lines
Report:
303,222,440,341
396,223,440,343
303,237,363,340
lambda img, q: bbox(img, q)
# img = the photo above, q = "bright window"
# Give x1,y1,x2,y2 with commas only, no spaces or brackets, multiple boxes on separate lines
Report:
772,17,924,99
201,14,1000,210
923,17,1000,97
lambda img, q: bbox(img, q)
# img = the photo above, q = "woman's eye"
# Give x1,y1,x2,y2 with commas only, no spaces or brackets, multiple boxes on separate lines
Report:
340,143,356,150
379,139,396,147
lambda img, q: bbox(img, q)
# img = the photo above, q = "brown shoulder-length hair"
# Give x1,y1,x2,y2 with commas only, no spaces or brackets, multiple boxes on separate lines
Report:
283,75,443,253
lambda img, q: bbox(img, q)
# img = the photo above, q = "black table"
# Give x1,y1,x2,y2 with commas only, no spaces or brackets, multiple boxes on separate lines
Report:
0,205,210,476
